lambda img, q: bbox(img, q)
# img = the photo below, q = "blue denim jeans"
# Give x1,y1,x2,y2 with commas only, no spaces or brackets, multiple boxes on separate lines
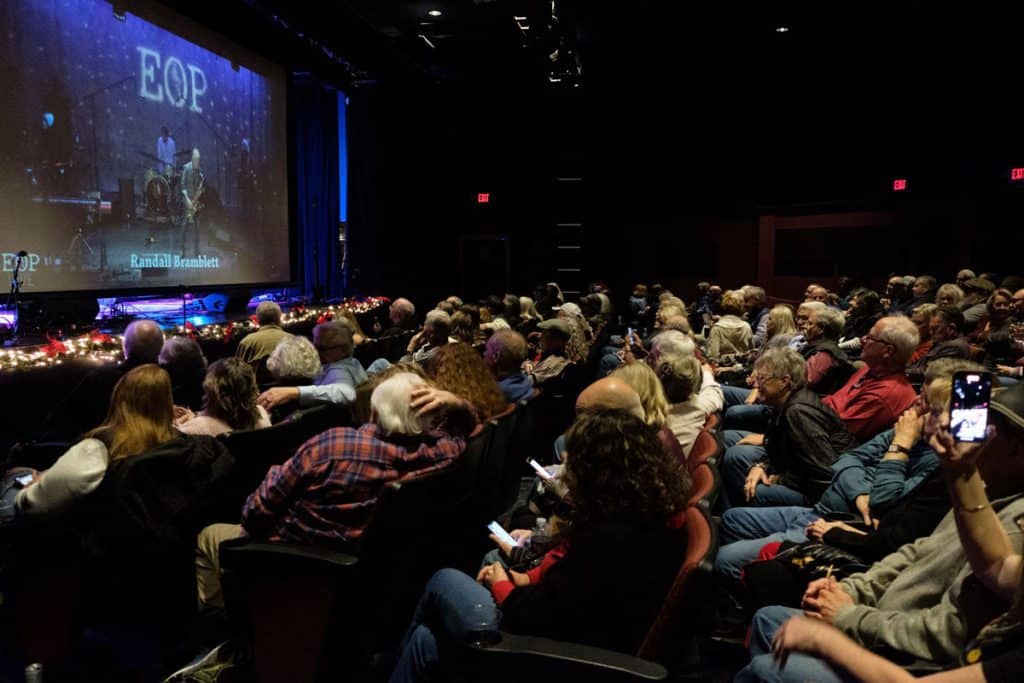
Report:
721,385,773,432
734,606,844,683
390,569,501,683
720,431,809,509
714,506,819,579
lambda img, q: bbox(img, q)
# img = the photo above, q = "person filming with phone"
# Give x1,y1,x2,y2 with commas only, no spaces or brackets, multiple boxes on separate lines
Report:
736,373,1024,683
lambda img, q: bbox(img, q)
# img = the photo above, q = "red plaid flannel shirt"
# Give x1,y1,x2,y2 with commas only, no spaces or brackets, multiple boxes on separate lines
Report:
241,423,465,547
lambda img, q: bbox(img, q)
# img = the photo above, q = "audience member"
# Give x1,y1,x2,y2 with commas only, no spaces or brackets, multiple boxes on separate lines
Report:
425,342,510,421
176,358,271,436
159,335,208,411
484,330,534,403
235,302,290,370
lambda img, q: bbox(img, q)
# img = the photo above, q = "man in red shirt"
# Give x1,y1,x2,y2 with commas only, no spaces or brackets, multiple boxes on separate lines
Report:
823,315,919,443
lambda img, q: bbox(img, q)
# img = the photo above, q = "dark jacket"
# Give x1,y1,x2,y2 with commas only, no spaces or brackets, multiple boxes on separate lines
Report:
799,338,854,395
74,434,236,627
760,387,857,501
501,522,687,654
906,337,972,381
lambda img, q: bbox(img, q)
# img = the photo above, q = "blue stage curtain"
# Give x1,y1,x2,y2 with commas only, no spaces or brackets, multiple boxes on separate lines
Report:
292,74,343,300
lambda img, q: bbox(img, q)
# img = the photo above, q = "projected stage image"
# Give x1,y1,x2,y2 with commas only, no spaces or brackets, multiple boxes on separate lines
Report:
0,0,291,293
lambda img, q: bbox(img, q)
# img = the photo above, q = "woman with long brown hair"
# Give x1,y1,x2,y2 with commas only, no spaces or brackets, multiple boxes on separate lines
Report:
176,357,271,436
11,364,179,520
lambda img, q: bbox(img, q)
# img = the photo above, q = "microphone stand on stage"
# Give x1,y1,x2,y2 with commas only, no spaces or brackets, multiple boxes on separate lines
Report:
4,250,27,343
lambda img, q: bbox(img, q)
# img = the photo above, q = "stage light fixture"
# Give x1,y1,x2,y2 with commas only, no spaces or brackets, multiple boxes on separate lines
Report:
775,26,790,33
428,10,442,17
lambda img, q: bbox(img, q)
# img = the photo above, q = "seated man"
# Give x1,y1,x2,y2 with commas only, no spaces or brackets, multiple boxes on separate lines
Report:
41,319,165,440
196,373,473,609
906,306,971,382
483,329,534,403
400,309,452,365
721,348,856,507
257,321,367,411
735,380,1024,682
378,297,417,338
715,380,942,580
526,318,572,387
235,301,291,368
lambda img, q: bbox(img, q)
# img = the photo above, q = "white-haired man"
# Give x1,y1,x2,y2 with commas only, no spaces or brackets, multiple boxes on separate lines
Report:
236,301,291,366
195,373,474,609
401,309,452,365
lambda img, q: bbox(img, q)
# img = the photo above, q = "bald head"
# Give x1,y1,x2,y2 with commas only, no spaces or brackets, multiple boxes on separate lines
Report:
576,377,644,420
123,319,164,363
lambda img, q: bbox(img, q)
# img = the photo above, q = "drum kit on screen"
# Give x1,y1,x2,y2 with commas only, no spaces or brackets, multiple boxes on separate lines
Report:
138,149,191,221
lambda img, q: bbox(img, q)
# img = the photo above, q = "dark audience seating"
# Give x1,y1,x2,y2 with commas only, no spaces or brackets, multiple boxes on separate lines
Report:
686,462,720,511
687,428,721,472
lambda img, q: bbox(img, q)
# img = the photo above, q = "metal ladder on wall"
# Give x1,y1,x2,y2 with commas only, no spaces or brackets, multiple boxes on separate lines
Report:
553,176,585,298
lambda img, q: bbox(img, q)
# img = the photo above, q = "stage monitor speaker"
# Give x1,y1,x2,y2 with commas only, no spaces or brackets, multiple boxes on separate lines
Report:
203,289,251,314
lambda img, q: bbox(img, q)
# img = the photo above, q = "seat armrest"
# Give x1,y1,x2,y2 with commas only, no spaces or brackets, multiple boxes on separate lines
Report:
468,631,667,681
219,538,359,571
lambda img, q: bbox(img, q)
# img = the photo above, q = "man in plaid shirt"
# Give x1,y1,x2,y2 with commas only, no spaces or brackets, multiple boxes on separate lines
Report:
195,372,474,609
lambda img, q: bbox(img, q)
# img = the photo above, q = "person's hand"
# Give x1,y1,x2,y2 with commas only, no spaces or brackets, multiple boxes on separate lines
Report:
522,360,535,374
488,529,531,555
258,387,299,410
806,518,868,541
509,569,531,587
409,387,467,420
406,331,424,353
929,417,995,476
771,616,842,669
738,433,765,447
802,578,854,623
854,494,872,526
476,561,510,588
743,388,760,404
173,405,195,425
744,465,771,502
892,409,924,450
510,529,533,544
801,577,831,605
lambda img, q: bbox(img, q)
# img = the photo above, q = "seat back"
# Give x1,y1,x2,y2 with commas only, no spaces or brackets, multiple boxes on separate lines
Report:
685,463,716,510
475,404,519,521
702,412,720,433
687,428,720,472
219,539,358,683
500,399,535,512
5,440,72,471
636,505,718,665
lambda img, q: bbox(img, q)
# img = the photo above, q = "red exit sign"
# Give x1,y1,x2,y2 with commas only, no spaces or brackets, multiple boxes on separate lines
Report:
477,192,490,204
1011,168,1024,181
892,178,907,191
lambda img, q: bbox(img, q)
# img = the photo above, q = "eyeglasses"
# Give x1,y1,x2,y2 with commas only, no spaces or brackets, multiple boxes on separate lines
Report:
862,334,894,347
751,373,785,387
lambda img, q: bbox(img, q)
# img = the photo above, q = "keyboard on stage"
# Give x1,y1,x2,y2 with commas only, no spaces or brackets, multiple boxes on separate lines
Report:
31,196,112,214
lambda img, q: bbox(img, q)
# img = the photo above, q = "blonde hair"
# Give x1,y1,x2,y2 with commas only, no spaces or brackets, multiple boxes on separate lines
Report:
766,304,797,340
611,362,669,429
86,364,177,461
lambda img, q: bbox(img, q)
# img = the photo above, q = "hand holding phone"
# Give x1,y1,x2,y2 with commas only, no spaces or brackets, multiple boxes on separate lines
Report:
949,371,993,443
487,521,519,549
528,458,554,480
14,473,35,487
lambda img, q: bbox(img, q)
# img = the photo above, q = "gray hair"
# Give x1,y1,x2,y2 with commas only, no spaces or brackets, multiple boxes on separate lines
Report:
424,309,452,336
936,283,965,307
813,307,846,339
315,321,355,358
800,301,828,315
754,347,807,391
255,301,282,326
877,316,920,363
158,335,207,372
266,335,320,381
654,352,703,404
124,319,165,363
371,372,433,435
650,330,696,359
743,285,767,307
392,298,416,322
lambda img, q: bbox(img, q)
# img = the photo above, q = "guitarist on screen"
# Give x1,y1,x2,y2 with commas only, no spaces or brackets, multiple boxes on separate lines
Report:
180,147,204,255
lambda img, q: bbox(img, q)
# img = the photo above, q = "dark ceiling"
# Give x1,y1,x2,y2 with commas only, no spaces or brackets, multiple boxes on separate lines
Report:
159,0,1024,209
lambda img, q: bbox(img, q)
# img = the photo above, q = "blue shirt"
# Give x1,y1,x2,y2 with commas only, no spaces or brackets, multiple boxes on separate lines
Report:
498,372,534,403
297,357,368,407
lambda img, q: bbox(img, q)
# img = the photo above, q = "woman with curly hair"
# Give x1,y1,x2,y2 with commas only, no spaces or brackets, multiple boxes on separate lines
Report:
389,409,691,681
176,358,271,436
424,342,510,421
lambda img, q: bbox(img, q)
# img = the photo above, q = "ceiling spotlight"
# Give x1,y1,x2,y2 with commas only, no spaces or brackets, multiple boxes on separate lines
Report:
775,26,790,33
428,10,442,17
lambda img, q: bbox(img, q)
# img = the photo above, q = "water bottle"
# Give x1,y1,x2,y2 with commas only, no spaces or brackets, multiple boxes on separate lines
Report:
533,516,550,546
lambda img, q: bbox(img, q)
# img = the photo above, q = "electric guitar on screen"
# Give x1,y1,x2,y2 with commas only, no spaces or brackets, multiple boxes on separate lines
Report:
185,177,205,221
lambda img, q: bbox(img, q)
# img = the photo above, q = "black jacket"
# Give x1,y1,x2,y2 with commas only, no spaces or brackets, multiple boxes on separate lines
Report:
761,387,857,501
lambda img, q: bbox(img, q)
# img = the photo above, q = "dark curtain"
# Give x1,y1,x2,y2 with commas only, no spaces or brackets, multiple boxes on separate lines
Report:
344,88,382,295
291,74,343,300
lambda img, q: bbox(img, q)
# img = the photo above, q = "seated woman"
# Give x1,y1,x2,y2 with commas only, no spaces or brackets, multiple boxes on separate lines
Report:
263,335,321,422
388,409,691,682
706,289,753,363
158,335,208,411
8,364,178,521
336,307,369,346
611,360,685,465
424,342,510,421
175,358,271,436
749,387,1024,683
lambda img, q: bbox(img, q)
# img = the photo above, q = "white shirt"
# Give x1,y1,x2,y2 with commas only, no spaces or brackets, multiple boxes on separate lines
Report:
157,136,177,168
16,438,109,519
